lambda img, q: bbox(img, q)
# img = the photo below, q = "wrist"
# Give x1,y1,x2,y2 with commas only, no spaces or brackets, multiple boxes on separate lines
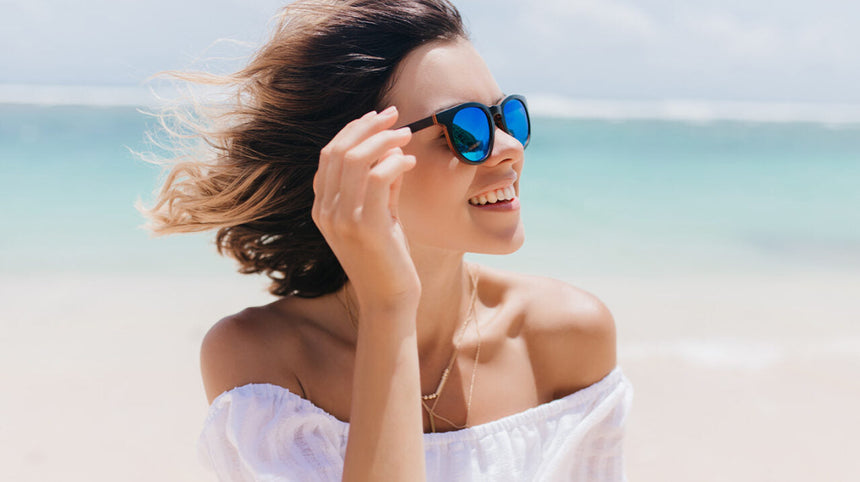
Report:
359,300,417,319
355,302,418,336
353,287,420,316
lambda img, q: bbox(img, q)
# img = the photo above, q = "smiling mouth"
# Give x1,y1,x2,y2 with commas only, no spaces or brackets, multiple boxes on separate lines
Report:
468,185,516,206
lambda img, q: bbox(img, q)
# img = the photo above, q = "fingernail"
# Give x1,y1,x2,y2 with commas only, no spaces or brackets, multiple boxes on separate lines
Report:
381,105,397,115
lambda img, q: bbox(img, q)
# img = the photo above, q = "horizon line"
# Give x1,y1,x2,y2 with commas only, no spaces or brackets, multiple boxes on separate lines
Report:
2,84,860,124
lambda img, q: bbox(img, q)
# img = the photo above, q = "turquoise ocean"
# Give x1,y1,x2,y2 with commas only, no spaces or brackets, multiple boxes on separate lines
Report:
2,103,859,279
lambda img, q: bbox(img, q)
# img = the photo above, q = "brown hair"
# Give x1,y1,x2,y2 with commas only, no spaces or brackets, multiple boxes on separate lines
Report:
138,0,466,297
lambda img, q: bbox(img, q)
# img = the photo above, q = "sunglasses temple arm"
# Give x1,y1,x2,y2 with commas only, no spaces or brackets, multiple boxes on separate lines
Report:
404,116,435,133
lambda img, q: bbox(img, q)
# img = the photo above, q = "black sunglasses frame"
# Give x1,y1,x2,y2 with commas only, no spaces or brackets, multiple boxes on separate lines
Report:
403,94,531,164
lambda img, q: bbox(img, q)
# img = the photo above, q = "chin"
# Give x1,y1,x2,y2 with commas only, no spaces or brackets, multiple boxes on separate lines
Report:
473,227,526,255
403,218,526,255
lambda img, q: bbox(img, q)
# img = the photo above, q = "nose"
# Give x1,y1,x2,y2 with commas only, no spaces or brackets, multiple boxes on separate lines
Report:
481,120,524,168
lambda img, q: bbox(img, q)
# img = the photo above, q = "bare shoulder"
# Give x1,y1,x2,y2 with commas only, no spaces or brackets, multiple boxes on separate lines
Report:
485,267,617,398
200,304,304,405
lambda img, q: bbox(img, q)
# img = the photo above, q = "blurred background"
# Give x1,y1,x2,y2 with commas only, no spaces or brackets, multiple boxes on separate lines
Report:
1,1,858,480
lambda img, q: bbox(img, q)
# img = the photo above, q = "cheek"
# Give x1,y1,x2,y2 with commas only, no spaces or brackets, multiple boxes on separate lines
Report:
401,142,462,200
398,158,472,224
400,166,450,209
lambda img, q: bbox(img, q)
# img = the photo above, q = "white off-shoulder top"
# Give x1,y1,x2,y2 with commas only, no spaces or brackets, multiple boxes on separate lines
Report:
198,366,633,481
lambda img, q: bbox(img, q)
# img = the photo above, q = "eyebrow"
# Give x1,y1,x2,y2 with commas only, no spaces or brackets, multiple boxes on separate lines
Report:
432,92,507,114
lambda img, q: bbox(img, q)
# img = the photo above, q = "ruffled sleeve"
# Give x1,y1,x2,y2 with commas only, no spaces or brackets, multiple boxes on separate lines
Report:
197,384,348,482
196,367,633,481
545,366,633,481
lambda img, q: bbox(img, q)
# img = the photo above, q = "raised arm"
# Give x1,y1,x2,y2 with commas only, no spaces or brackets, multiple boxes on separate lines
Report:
313,105,426,481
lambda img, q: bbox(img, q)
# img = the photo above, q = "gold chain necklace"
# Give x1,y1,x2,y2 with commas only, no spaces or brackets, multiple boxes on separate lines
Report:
337,264,481,433
421,265,480,432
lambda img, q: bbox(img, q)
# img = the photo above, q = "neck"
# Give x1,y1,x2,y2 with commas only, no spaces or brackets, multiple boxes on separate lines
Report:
341,245,476,363
410,245,475,362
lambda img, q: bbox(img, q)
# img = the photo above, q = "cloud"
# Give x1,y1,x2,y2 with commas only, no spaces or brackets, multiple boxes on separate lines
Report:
687,12,782,59
538,0,658,40
1,0,859,103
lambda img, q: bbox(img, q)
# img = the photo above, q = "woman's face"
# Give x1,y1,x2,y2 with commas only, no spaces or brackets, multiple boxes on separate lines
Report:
387,37,526,256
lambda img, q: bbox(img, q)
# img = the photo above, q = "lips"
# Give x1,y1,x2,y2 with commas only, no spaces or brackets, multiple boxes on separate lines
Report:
468,184,516,205
470,196,520,211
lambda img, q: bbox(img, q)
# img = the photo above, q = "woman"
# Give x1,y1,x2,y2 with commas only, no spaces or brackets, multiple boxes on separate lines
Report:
142,0,633,480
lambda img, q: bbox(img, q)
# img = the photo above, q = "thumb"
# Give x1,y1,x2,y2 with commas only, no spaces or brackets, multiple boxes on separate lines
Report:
388,155,415,220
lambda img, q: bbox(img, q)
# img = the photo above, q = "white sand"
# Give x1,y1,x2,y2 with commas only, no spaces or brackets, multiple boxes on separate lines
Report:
2,270,858,481
579,271,860,481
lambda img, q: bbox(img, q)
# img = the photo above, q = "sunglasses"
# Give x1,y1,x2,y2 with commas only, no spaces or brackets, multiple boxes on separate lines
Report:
403,94,531,164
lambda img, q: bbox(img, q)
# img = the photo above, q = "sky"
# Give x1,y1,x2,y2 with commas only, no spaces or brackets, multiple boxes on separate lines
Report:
1,0,859,104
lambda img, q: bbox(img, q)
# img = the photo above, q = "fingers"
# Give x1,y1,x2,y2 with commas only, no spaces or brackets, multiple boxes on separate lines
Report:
314,110,376,212
322,106,400,174
388,164,405,220
310,107,421,303
314,110,376,196
315,107,412,226
345,126,412,169
364,151,417,225
337,127,412,211
316,107,403,207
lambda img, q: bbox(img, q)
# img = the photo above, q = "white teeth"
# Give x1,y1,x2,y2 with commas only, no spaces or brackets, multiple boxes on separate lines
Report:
469,185,516,205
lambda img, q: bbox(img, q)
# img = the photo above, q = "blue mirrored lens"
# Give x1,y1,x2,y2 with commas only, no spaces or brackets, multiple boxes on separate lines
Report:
502,99,529,146
451,107,490,162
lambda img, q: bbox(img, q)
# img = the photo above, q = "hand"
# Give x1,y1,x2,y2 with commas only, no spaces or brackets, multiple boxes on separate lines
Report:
312,106,421,313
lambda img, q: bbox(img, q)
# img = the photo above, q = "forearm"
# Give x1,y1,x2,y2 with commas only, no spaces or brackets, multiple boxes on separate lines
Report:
342,305,426,482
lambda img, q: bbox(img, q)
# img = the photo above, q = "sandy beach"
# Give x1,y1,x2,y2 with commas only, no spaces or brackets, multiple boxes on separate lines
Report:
4,0,860,477
2,268,858,481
